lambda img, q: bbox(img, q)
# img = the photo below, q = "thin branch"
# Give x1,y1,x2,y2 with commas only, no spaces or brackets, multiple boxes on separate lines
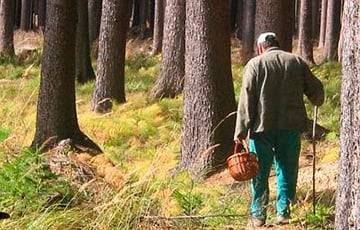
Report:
141,214,246,221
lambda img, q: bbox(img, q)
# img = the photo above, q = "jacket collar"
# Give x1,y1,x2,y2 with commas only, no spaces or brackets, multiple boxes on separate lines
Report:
265,47,281,53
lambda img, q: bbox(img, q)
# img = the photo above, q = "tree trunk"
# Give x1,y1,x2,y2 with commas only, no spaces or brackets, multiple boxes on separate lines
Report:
139,0,148,38
131,0,140,28
32,0,102,154
151,0,164,55
0,0,15,57
235,0,243,39
255,0,295,52
335,0,360,228
148,0,155,35
181,0,237,177
299,0,314,63
14,0,21,29
92,0,131,113
88,0,102,44
229,0,237,34
323,0,341,61
150,0,185,99
37,0,46,32
311,0,320,42
239,0,255,64
76,0,96,84
20,0,32,31
318,0,327,47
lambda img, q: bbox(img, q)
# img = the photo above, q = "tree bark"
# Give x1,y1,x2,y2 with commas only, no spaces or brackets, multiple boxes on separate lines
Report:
32,0,102,154
150,0,185,99
131,0,140,28
37,0,46,32
311,0,320,42
139,0,148,38
235,0,243,39
92,0,131,113
318,0,327,47
239,0,255,64
181,0,236,177
255,0,295,52
323,0,341,61
299,0,314,63
335,0,360,228
76,0,96,84
151,0,164,55
20,0,32,31
88,0,102,44
0,0,15,57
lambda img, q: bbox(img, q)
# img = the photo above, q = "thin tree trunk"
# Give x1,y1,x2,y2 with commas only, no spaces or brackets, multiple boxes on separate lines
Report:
255,0,295,52
92,0,131,113
299,0,314,63
235,0,243,39
131,0,140,28
88,0,102,44
0,0,15,57
32,0,102,154
323,0,341,61
239,0,255,64
311,0,320,42
151,0,164,55
181,0,236,177
20,0,32,31
14,0,21,29
76,0,96,84
318,0,327,47
37,0,46,32
150,0,185,99
335,0,360,228
139,0,148,38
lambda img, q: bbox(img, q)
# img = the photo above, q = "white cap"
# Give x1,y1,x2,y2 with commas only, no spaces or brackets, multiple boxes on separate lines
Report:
257,32,277,45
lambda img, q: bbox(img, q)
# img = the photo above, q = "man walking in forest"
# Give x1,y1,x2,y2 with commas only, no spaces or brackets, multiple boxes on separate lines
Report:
234,32,324,227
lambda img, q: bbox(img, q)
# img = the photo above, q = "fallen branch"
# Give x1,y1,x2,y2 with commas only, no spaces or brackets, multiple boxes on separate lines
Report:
141,214,246,221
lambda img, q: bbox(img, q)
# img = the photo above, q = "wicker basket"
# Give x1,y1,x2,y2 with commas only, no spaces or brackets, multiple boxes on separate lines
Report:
227,141,259,181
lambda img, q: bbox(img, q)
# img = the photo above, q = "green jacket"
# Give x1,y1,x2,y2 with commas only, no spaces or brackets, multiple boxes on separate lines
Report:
234,47,324,140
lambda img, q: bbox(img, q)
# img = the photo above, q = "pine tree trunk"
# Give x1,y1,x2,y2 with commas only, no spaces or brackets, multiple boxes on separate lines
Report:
20,0,32,31
37,0,46,32
76,0,96,84
335,0,360,228
255,0,295,52
311,0,320,42
32,0,102,154
299,0,314,63
131,0,140,28
319,0,327,47
139,0,148,38
239,0,255,64
88,0,102,44
0,0,15,57
14,0,22,29
92,0,131,113
150,0,185,99
181,0,236,177
148,0,155,35
235,0,243,39
151,0,164,55
323,0,341,61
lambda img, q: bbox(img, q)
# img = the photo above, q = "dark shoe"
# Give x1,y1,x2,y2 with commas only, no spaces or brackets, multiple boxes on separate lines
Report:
247,217,266,228
275,215,290,225
0,212,10,220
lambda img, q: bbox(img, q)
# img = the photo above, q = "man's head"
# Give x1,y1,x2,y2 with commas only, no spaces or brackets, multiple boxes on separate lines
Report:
257,32,280,55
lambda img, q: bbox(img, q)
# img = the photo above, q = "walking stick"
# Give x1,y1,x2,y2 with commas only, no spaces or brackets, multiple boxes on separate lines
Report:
312,106,318,215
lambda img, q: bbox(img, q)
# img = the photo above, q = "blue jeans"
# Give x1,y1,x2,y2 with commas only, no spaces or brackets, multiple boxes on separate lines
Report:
248,130,301,220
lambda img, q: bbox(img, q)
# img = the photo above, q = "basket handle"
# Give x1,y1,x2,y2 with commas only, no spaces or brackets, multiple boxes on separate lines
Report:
234,139,249,154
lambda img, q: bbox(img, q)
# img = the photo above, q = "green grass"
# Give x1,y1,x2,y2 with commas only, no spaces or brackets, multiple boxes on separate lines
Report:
0,50,341,229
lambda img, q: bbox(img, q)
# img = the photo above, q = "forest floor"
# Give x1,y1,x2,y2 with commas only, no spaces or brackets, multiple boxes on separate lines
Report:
0,32,341,229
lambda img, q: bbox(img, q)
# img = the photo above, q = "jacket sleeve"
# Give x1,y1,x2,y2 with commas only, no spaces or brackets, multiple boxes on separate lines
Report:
234,63,258,140
303,61,325,106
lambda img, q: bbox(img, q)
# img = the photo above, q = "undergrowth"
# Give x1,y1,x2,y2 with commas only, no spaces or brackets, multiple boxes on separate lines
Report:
0,49,341,229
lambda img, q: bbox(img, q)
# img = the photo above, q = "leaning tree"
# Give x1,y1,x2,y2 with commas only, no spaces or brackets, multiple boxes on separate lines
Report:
0,0,15,57
150,0,185,99
335,0,360,228
180,0,237,177
32,0,101,154
92,0,131,113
